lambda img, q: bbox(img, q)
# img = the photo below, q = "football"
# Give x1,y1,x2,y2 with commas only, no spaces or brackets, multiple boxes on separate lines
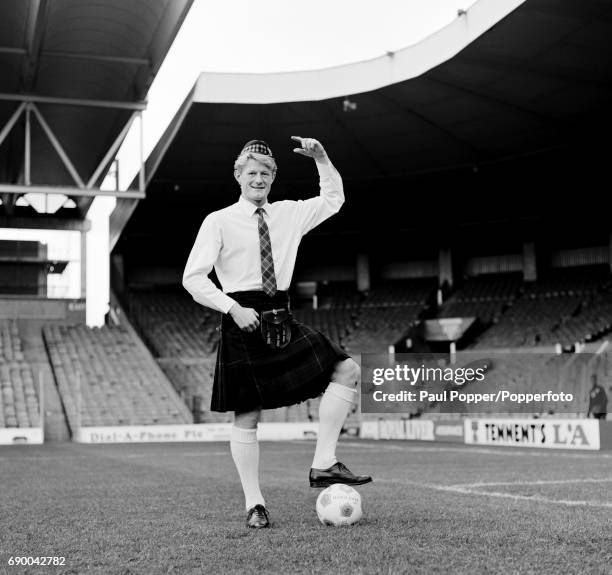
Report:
316,483,363,526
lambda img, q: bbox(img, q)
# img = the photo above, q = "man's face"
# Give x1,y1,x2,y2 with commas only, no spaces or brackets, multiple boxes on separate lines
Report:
236,158,275,206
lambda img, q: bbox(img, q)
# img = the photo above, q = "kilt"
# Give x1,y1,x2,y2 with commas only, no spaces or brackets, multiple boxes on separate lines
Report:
211,290,349,412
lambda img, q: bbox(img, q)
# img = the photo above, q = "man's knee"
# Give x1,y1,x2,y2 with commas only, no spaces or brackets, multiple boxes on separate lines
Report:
234,408,261,429
332,358,360,388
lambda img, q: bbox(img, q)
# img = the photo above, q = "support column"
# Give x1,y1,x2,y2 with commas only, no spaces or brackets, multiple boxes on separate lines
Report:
438,248,453,289
110,254,125,294
38,242,47,297
356,253,370,292
80,230,87,299
523,242,537,281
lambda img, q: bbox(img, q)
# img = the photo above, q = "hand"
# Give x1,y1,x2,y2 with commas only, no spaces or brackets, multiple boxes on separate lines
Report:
229,303,260,332
291,136,327,160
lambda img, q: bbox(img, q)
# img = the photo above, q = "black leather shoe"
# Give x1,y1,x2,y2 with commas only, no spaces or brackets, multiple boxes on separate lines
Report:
309,461,373,488
246,504,271,529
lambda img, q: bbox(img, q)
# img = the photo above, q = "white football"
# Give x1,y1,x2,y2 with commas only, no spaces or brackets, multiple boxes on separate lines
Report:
316,483,363,526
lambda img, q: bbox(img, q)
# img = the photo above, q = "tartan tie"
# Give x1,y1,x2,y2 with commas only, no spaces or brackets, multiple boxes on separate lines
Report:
256,208,277,296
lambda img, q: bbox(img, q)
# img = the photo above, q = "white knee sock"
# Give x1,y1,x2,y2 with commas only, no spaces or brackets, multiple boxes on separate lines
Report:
311,382,357,470
230,426,265,510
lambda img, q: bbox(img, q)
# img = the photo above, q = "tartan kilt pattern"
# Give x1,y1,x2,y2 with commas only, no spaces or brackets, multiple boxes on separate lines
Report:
211,291,349,412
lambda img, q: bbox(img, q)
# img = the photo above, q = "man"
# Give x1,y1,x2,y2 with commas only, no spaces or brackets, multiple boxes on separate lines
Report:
587,374,608,420
183,137,371,529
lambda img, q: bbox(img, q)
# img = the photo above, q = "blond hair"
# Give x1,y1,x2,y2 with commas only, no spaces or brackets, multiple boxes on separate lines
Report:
234,152,277,176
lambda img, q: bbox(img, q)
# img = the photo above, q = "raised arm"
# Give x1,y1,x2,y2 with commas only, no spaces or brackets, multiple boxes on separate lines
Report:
291,136,344,235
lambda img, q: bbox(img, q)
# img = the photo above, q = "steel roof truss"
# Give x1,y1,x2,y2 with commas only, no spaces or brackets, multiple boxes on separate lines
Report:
29,103,84,187
0,47,27,56
0,99,146,199
0,93,146,111
21,0,49,91
0,184,144,199
24,104,31,185
86,111,139,189
42,51,151,67
0,102,27,147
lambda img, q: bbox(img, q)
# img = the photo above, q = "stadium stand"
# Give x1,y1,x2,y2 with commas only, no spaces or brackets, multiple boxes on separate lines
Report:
438,353,595,415
471,266,612,349
156,357,231,422
0,320,40,428
522,266,609,298
292,307,356,348
558,293,612,346
316,281,363,309
342,305,424,354
43,324,191,429
124,288,226,420
437,273,522,324
128,279,434,360
127,289,220,358
361,279,435,307
472,297,583,348
341,279,436,354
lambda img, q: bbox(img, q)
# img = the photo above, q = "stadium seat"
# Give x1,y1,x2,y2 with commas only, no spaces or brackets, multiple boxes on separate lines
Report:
0,320,40,428
42,323,192,431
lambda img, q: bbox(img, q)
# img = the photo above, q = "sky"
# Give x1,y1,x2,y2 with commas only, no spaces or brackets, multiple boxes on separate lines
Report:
2,0,477,325
116,0,477,189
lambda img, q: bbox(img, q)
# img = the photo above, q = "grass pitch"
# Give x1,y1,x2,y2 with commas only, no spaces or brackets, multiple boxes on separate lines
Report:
1,440,610,574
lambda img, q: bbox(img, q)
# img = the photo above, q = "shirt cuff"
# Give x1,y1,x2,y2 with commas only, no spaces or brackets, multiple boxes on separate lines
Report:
218,294,237,315
315,155,334,179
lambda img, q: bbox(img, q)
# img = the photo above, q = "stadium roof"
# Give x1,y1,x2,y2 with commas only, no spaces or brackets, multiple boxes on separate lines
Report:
0,0,194,220
116,0,612,263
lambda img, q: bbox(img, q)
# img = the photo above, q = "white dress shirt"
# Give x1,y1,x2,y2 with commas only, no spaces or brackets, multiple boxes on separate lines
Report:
183,158,344,313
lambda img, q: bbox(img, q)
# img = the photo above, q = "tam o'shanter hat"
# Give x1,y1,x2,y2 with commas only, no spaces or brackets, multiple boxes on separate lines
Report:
240,139,274,157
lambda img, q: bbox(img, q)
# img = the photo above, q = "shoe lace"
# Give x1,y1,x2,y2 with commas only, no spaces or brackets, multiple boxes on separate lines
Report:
251,504,268,520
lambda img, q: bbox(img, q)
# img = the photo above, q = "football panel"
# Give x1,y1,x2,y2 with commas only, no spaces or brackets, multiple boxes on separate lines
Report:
318,493,332,508
340,503,354,517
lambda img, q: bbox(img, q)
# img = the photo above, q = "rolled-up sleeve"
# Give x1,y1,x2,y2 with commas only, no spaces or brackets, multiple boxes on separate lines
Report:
297,157,344,235
182,213,236,314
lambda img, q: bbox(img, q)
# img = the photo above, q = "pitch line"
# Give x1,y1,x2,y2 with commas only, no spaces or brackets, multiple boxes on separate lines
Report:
433,484,612,510
378,478,612,510
453,478,612,488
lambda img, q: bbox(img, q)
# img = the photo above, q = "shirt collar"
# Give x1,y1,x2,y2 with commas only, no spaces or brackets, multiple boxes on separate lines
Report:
238,195,270,217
